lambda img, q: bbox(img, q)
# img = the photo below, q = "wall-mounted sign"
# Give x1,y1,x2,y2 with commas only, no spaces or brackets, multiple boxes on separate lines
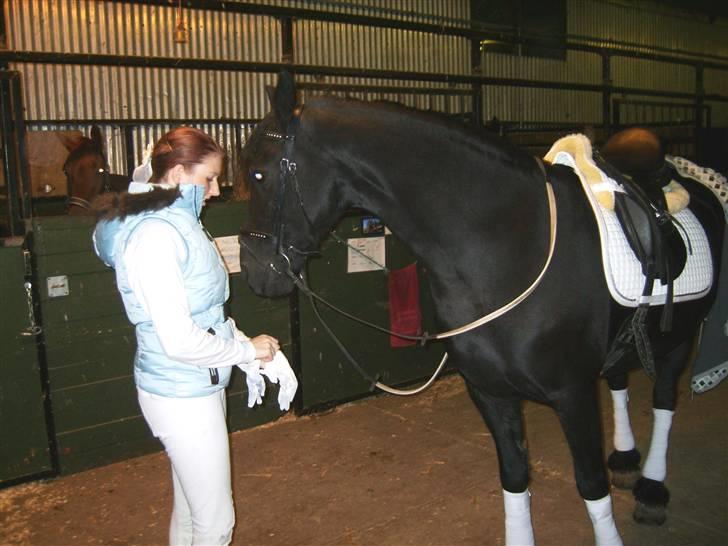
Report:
47,275,69,298
347,237,385,273
214,235,241,274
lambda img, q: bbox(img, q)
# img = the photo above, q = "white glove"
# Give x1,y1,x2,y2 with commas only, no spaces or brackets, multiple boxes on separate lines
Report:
228,318,267,408
241,361,266,408
229,318,294,410
260,351,298,411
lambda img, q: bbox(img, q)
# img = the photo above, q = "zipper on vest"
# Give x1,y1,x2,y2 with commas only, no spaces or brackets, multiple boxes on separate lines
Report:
207,327,220,385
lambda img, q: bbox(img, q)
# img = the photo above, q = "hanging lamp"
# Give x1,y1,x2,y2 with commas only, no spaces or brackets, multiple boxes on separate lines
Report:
174,0,188,44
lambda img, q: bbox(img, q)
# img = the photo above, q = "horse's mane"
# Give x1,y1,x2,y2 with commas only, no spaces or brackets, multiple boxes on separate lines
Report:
305,95,526,162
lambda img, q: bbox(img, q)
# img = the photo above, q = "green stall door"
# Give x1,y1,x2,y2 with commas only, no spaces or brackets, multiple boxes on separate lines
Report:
297,215,447,411
203,201,292,429
30,202,288,475
0,241,54,485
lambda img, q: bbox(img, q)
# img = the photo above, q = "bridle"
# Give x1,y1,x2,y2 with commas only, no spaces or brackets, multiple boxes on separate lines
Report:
239,109,559,394
240,108,320,277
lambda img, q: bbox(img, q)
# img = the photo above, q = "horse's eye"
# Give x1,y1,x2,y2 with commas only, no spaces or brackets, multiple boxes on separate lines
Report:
251,170,264,182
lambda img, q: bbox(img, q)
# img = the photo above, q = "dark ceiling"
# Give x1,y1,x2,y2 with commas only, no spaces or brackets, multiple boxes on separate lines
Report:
655,0,728,20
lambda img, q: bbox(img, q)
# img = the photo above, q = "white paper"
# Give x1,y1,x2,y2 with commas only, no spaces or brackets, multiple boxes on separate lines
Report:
347,237,385,273
214,235,241,274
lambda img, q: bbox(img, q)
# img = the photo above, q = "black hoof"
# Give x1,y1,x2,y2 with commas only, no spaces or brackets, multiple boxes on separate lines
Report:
607,449,641,490
633,477,669,526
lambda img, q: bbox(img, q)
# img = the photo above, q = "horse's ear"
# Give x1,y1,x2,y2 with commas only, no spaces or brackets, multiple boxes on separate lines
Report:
90,125,104,152
58,132,83,152
272,70,297,132
265,85,276,105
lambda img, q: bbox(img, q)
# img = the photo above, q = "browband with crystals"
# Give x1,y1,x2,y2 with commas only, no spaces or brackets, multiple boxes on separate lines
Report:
263,130,294,141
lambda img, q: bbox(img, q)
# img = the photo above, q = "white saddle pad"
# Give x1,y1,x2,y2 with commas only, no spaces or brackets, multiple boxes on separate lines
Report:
551,151,713,307
667,155,728,222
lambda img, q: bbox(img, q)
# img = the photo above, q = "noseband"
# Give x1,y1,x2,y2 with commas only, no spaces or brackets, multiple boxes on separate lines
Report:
240,109,319,277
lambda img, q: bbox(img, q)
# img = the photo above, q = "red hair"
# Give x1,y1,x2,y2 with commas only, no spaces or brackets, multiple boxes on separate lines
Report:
150,127,223,182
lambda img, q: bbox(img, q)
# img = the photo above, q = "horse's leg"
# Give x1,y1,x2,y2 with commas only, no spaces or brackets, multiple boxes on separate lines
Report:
555,385,623,546
632,339,691,526
464,382,534,546
606,373,642,489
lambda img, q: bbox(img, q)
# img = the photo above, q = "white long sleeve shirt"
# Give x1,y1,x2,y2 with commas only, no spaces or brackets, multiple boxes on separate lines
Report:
123,219,256,368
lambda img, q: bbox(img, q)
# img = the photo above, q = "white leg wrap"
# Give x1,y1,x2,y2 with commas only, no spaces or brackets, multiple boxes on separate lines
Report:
610,389,636,452
585,495,623,546
503,489,535,546
642,408,674,482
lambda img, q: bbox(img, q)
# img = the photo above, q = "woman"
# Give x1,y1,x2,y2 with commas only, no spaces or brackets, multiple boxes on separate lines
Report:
92,127,294,545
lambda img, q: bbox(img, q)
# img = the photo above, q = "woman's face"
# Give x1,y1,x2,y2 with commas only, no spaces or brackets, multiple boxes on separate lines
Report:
176,153,223,203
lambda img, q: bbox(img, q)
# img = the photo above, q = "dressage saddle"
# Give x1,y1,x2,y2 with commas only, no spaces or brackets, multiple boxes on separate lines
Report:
592,152,688,332
595,151,693,379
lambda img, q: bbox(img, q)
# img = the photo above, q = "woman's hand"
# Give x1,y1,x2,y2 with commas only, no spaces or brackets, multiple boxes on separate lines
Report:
250,335,280,363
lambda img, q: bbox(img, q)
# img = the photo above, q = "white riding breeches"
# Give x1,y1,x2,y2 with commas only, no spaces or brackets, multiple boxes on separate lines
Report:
138,387,235,546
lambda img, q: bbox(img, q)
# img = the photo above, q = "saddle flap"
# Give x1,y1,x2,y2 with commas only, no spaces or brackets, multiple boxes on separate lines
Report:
596,154,687,286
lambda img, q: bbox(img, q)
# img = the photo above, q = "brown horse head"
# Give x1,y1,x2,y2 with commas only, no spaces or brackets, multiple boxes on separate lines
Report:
60,127,128,215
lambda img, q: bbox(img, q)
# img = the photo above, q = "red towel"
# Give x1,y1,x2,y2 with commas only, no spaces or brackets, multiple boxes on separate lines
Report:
388,263,422,348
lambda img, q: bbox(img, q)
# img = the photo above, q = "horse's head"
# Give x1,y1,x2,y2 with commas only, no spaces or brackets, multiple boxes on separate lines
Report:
239,72,331,298
62,126,111,214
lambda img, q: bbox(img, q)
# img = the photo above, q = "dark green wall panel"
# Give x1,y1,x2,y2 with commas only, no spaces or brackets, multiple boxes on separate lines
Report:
31,201,289,475
42,315,134,348
41,293,126,323
51,377,139,433
55,416,158,475
16,202,446,477
298,215,447,410
0,243,54,484
33,216,96,255
39,270,117,300
36,252,109,277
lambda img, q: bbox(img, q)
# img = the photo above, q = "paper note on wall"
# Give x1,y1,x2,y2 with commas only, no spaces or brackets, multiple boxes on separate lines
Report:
214,235,241,274
347,237,385,273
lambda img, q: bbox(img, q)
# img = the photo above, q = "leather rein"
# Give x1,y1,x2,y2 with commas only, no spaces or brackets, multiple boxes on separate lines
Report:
240,111,559,392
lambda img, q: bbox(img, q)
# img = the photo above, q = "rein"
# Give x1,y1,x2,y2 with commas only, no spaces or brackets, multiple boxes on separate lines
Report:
241,112,558,394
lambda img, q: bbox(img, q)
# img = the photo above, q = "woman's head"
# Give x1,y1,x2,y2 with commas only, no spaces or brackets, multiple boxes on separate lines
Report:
151,127,224,200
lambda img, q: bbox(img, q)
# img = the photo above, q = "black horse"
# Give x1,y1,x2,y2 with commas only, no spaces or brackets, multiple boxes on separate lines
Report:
238,73,724,545
62,126,129,215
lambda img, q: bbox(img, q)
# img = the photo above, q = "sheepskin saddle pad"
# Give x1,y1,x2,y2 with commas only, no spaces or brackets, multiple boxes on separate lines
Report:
544,134,713,308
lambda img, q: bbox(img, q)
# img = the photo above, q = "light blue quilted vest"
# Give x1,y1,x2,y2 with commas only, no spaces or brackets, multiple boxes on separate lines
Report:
94,184,233,397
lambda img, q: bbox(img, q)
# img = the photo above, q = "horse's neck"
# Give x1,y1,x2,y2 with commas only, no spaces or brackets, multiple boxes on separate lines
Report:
326,132,549,315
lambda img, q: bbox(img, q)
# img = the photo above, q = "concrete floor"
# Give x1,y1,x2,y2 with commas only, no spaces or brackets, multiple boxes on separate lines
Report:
0,371,726,546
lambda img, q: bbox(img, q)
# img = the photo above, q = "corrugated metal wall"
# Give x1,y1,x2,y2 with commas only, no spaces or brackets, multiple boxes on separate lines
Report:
482,48,603,126
255,0,470,25
5,0,475,176
5,0,281,176
482,0,728,126
7,1,281,116
294,20,471,111
569,0,728,58
4,0,728,174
